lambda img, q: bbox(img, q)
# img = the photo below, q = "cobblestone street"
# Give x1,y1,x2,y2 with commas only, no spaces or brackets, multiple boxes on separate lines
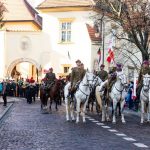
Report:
0,98,149,150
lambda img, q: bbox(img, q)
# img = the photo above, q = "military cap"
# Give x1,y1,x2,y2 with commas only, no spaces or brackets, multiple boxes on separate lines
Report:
75,59,81,63
143,60,149,65
100,64,105,67
49,67,53,70
116,63,122,68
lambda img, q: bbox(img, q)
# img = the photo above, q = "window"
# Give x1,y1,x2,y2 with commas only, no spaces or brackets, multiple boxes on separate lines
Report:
64,67,70,73
61,64,72,74
61,22,72,42
59,18,75,43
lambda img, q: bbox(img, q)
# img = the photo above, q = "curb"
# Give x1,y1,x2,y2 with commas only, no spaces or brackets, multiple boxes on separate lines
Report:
0,103,14,121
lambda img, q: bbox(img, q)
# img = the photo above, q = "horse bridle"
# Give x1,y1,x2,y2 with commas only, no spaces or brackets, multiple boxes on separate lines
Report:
114,74,127,93
78,73,97,98
142,77,150,90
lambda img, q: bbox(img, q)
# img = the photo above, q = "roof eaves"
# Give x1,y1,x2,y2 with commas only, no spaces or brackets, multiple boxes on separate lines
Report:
24,0,42,28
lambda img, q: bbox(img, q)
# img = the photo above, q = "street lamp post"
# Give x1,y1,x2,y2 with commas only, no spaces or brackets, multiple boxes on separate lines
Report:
100,15,105,65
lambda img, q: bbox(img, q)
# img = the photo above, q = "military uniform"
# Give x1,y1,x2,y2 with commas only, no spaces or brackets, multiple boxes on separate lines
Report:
96,70,108,81
136,65,150,98
70,67,85,91
138,66,150,86
45,72,56,86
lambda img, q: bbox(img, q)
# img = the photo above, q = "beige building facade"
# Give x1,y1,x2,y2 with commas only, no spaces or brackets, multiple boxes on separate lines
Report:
0,0,104,81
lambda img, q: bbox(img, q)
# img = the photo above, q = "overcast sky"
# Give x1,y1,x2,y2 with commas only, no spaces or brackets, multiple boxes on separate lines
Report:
27,0,44,7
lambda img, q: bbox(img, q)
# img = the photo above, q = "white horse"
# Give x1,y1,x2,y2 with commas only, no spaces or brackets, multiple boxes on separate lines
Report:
96,71,127,124
140,74,150,124
64,71,96,123
64,81,75,121
110,71,128,124
75,72,97,123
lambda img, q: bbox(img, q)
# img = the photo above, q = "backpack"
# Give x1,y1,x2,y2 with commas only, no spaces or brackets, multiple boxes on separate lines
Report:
0,83,3,92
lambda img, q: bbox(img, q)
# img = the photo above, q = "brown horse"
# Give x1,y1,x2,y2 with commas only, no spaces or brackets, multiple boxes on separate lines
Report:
40,83,48,111
48,79,63,111
40,79,63,112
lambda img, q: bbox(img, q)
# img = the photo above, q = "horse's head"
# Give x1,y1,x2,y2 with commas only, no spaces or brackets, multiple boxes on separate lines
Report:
117,72,127,88
93,76,103,87
85,71,96,87
143,74,150,91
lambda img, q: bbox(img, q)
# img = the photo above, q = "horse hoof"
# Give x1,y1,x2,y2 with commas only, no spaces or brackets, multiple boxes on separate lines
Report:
76,121,79,124
71,118,76,121
122,121,126,124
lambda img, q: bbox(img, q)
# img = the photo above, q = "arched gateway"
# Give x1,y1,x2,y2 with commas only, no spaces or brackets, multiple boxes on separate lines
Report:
6,58,42,78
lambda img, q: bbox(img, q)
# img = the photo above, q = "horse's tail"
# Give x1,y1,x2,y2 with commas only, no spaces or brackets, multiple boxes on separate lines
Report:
95,86,102,112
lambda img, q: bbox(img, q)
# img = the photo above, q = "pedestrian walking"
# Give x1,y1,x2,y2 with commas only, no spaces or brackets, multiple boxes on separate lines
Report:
2,80,7,106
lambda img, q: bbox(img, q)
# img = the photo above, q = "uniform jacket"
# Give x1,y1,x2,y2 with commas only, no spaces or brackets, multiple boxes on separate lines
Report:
45,72,56,84
138,66,150,85
70,67,86,88
96,70,108,81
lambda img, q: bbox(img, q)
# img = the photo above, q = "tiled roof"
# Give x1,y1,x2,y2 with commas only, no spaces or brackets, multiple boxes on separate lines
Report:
2,0,42,29
38,0,95,8
86,24,101,42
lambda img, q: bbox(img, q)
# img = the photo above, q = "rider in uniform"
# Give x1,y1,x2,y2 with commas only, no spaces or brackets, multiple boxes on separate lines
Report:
80,63,86,76
70,59,85,94
44,67,56,88
96,64,108,81
136,60,150,99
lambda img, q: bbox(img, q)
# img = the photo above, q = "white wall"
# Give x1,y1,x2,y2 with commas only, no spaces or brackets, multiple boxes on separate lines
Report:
40,11,94,72
0,31,6,79
5,31,51,77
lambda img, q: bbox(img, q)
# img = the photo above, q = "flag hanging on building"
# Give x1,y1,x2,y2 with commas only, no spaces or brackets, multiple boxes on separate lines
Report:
106,31,115,64
97,47,101,65
68,51,71,60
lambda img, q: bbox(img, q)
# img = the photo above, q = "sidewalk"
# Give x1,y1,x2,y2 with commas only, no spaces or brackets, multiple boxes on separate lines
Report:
0,96,21,121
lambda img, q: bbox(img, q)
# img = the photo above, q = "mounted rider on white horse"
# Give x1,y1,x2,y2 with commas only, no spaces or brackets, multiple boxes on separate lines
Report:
140,73,150,124
64,60,85,122
96,63,128,124
136,60,150,123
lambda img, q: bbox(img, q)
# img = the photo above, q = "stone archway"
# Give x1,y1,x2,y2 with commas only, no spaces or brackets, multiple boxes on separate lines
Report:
6,58,41,78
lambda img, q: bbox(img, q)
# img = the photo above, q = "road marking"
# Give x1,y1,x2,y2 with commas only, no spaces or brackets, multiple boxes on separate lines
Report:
108,129,118,132
101,126,111,129
92,120,99,123
85,116,91,119
123,137,136,142
62,104,149,149
133,143,148,148
88,118,95,121
96,123,104,126
115,133,126,137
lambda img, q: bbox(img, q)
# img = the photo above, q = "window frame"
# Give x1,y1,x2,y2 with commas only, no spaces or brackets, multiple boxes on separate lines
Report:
58,18,75,43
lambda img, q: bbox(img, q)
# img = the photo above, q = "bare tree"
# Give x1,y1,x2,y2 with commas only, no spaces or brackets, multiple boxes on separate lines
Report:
95,0,150,61
0,1,6,28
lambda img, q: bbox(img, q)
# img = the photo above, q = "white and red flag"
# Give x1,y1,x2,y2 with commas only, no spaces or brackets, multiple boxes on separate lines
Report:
106,32,115,64
97,47,101,65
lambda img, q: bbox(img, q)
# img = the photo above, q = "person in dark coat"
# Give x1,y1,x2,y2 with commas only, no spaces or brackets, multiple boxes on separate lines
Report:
96,64,108,81
2,80,7,106
44,67,56,88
